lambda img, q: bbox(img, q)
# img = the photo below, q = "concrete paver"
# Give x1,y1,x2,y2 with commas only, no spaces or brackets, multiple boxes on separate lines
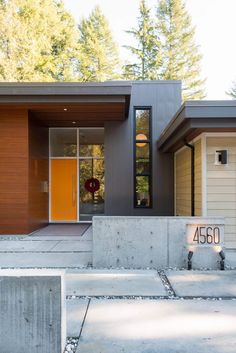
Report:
66,269,166,296
166,270,236,297
66,299,88,337
77,299,236,353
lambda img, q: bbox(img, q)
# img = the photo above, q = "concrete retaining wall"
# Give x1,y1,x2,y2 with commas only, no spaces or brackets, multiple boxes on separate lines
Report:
93,217,225,270
0,270,66,353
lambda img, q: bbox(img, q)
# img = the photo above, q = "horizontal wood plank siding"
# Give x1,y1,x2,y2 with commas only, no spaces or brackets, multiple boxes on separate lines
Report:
175,148,191,215
206,137,236,245
175,139,202,216
0,110,29,234
194,139,202,216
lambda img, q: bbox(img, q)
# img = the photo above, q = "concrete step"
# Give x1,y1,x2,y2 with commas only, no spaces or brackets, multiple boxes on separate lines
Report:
0,252,92,268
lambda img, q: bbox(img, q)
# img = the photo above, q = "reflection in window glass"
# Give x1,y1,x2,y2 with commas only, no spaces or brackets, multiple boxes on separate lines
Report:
136,144,149,159
136,176,150,207
79,129,104,157
136,159,150,174
50,129,77,157
135,110,150,139
134,108,152,208
79,159,105,221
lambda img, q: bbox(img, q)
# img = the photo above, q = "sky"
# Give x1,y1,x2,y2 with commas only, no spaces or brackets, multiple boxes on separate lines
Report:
63,0,236,100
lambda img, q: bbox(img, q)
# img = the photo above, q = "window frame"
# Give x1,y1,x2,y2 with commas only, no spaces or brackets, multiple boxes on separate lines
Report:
133,106,153,208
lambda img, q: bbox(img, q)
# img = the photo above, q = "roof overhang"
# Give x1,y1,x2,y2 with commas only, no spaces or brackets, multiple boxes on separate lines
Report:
0,82,131,127
158,101,236,152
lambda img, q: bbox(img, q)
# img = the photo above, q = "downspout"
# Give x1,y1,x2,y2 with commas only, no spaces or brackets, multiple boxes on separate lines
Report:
184,141,195,217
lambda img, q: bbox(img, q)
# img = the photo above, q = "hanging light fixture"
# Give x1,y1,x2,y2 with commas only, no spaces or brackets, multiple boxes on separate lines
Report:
136,134,147,147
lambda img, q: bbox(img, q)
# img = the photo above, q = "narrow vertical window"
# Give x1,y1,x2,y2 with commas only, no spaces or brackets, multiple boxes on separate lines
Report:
134,108,152,208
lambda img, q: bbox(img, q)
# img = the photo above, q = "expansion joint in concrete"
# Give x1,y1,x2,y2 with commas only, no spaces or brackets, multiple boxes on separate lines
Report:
77,298,91,344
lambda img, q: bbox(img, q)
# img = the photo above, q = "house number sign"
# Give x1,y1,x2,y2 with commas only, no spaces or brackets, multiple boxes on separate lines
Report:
186,224,224,247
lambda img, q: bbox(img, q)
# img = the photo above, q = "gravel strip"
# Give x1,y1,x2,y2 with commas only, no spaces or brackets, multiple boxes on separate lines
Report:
64,337,79,353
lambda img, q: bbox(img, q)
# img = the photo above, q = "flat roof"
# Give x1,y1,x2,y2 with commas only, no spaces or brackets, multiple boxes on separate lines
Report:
158,100,236,152
0,81,132,100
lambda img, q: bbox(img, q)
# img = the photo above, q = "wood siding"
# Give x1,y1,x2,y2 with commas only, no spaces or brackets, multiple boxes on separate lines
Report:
194,139,202,216
0,110,29,234
175,139,202,216
206,137,236,245
0,111,49,234
175,147,191,215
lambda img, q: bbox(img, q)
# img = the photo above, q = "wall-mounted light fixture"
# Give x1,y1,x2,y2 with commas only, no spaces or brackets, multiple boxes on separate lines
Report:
187,250,194,270
219,250,225,270
215,150,227,165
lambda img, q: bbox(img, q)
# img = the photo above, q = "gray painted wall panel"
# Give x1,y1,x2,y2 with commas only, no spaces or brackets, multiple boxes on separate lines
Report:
105,81,181,216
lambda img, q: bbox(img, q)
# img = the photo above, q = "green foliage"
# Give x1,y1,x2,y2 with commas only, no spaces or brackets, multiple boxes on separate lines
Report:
0,0,79,81
124,0,205,100
156,0,205,100
123,0,160,80
227,82,236,98
77,6,120,82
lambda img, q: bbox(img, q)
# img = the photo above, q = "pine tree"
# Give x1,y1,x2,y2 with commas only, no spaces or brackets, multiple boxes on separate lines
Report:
156,0,205,100
123,0,160,80
77,6,120,82
228,82,236,98
0,0,79,81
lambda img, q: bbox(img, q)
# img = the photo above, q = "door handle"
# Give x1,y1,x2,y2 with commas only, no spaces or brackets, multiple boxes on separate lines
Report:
72,175,76,207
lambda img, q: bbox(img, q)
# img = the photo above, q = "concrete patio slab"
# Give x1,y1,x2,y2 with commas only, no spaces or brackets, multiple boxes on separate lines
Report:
166,270,236,297
77,299,236,353
66,269,166,296
0,252,92,268
67,299,88,337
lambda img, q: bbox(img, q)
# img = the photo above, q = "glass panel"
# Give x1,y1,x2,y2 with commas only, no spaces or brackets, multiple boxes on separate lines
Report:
50,129,77,157
79,128,104,157
79,159,105,221
135,176,150,207
136,144,150,159
136,159,150,174
135,109,150,139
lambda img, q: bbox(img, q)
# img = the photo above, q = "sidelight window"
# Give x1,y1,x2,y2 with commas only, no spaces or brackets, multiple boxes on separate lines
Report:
134,108,152,208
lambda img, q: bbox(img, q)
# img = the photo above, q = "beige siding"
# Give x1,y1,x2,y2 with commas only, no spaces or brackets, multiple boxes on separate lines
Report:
175,139,202,216
194,139,202,216
206,137,236,245
175,147,191,215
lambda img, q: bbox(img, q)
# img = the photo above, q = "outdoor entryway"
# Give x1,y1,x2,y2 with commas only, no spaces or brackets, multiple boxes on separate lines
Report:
50,128,105,222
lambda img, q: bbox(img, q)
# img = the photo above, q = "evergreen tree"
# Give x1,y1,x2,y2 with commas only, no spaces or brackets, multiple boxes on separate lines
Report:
0,0,79,81
78,6,120,82
123,0,160,80
228,82,236,98
156,0,205,100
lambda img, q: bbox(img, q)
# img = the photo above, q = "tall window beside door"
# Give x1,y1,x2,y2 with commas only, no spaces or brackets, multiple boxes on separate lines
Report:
134,108,152,208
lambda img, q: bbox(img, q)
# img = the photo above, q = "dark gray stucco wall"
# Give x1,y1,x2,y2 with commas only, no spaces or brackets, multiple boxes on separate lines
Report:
105,81,182,216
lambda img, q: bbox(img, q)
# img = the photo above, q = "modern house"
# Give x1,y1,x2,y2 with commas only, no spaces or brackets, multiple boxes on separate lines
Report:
0,81,236,250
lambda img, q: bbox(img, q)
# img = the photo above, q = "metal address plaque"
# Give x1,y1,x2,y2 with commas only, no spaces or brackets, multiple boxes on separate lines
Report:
186,224,224,247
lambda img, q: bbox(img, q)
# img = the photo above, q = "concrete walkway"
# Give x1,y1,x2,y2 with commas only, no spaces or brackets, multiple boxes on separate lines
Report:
65,269,236,353
1,228,236,353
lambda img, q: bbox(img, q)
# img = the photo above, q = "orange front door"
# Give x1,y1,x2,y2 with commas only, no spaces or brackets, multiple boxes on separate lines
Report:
51,160,77,221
